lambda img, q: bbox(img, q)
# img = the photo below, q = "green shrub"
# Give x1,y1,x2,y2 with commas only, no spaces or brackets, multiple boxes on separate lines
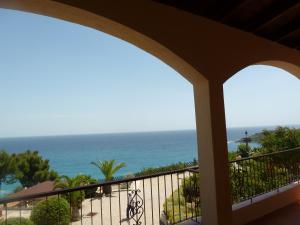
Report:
74,174,98,198
0,218,33,225
182,174,200,204
30,197,70,225
85,178,98,198
163,189,201,223
120,173,135,189
135,160,197,177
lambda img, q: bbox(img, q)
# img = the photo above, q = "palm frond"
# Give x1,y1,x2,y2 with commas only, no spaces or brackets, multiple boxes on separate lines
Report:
91,159,126,181
111,162,126,175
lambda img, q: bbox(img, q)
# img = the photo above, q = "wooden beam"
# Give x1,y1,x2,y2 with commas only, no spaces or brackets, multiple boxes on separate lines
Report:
221,0,254,22
255,1,300,34
277,23,300,42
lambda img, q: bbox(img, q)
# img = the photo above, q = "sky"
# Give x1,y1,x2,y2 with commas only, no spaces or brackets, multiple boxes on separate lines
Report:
0,9,299,138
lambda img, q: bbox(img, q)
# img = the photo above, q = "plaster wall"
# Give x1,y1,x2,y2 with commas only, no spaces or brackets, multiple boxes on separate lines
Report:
233,185,300,225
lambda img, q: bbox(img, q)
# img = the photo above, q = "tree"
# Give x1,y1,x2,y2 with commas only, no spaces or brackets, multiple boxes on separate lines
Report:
0,150,16,192
237,144,251,158
91,160,126,195
260,126,300,153
54,175,89,221
257,127,300,180
15,150,58,187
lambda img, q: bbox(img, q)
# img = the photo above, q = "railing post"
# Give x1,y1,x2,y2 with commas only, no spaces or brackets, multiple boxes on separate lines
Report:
193,80,232,225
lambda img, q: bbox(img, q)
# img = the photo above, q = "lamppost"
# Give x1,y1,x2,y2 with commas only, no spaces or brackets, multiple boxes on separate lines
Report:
239,131,252,158
242,130,252,151
245,131,249,151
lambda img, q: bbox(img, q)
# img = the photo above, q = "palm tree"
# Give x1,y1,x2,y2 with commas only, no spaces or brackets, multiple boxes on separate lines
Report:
91,160,126,195
54,175,89,221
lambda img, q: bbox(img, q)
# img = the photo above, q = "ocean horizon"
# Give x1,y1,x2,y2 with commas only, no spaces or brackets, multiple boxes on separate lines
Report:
0,125,299,196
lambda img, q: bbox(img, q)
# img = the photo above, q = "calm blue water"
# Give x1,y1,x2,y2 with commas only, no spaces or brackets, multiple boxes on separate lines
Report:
0,126,293,196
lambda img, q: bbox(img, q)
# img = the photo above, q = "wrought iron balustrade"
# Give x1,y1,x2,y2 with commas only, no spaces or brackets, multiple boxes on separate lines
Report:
229,147,300,203
2,147,300,225
0,166,201,225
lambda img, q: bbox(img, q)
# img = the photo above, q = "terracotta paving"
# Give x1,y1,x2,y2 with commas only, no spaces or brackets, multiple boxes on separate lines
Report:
247,202,300,225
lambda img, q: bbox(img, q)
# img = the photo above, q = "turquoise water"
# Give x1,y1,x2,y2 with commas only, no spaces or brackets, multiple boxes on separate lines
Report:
0,126,284,196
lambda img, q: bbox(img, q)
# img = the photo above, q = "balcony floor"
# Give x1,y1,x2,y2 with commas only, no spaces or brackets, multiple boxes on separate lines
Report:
247,201,300,225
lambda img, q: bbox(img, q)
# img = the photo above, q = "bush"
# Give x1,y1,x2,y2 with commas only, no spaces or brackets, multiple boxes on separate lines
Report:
163,188,201,223
120,173,135,189
182,174,200,204
84,181,98,198
135,160,197,177
75,174,98,198
0,218,33,225
162,173,201,223
30,197,70,225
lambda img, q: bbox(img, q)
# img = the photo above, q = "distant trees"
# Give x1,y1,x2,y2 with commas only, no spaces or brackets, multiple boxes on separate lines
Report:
259,126,300,153
232,127,300,159
0,150,58,190
229,126,300,203
14,150,58,187
237,143,251,158
0,150,16,192
0,150,56,199
135,160,198,177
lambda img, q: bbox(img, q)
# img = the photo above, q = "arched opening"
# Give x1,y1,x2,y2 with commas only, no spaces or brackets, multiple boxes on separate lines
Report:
0,8,202,225
0,1,206,85
224,64,300,223
224,64,300,153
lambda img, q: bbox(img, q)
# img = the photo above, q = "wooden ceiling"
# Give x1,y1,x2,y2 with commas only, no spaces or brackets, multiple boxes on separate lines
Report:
156,0,300,50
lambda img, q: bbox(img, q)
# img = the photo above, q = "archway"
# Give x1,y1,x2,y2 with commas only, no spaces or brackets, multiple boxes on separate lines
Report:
0,0,206,85
0,7,205,225
224,64,300,224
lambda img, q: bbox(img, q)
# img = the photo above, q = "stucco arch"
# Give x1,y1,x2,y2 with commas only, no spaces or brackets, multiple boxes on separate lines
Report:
3,0,300,87
222,59,300,84
259,61,300,79
0,3,235,225
0,0,207,85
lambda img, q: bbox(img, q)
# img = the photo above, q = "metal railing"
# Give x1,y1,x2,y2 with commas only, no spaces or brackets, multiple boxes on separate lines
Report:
1,147,300,224
0,166,201,225
229,147,300,203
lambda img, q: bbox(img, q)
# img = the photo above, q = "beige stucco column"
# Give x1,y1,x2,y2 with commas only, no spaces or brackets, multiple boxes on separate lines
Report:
194,80,232,225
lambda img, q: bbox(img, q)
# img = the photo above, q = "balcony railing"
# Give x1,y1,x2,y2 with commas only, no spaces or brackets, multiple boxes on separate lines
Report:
0,166,200,225
229,147,300,203
1,147,300,225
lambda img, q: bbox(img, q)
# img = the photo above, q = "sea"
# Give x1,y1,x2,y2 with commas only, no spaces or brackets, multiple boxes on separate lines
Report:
0,125,297,197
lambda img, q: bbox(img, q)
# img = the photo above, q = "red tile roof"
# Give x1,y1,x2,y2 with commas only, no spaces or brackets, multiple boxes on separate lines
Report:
9,181,55,199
